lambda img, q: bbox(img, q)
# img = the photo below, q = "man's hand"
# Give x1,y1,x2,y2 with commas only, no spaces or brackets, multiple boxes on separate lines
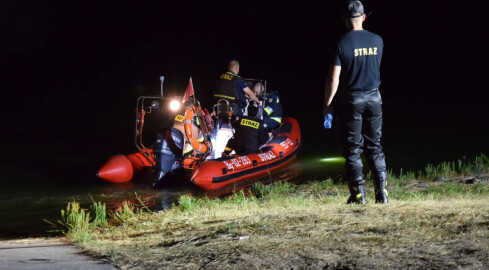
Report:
322,105,333,118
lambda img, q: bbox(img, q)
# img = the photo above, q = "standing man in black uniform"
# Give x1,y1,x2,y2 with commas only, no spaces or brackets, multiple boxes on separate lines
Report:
214,60,261,116
323,0,388,204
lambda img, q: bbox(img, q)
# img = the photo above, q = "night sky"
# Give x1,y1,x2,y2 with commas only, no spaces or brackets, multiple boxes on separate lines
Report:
1,1,487,183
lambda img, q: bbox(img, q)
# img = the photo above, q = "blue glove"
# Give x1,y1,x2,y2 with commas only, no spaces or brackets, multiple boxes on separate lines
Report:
324,113,333,129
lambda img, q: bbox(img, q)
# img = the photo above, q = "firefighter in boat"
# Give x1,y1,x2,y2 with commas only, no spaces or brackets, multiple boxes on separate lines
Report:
214,60,261,116
153,97,211,187
222,105,269,156
252,82,283,131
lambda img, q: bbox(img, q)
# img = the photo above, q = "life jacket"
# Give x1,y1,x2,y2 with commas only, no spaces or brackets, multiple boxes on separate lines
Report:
263,90,283,124
214,71,247,109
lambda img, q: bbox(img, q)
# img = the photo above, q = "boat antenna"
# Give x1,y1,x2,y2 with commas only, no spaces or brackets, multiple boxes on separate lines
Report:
160,76,165,97
191,77,196,106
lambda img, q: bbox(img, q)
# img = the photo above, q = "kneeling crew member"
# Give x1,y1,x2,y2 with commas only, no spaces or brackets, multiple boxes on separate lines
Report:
222,109,268,156
253,82,282,131
214,60,260,116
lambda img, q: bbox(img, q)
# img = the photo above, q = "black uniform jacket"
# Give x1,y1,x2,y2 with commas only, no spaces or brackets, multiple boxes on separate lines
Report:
225,116,269,156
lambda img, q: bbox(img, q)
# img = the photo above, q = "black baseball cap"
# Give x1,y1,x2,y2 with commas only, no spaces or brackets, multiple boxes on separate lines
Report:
346,0,366,18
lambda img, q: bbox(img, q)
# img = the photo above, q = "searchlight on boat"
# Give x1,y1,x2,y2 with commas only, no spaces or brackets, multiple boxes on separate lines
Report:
169,99,181,112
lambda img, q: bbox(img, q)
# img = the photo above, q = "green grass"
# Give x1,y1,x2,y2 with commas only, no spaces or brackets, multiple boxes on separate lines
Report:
45,195,153,242
424,154,489,180
54,154,489,268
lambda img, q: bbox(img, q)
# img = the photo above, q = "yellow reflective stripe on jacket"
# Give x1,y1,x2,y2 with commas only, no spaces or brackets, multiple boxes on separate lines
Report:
184,144,193,154
264,106,273,115
270,117,282,123
214,94,235,100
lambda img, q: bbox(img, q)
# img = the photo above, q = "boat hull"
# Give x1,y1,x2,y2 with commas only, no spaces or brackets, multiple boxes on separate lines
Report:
190,117,301,190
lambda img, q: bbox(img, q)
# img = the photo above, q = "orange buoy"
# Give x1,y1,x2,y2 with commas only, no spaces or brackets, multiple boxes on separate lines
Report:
96,155,134,183
97,151,155,183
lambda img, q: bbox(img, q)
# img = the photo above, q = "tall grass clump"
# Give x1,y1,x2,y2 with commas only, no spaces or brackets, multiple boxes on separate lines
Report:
301,179,337,195
60,200,91,243
50,193,153,243
110,201,140,225
251,182,267,198
424,153,489,180
90,201,108,227
225,190,255,205
178,195,203,211
474,153,489,174
251,181,297,201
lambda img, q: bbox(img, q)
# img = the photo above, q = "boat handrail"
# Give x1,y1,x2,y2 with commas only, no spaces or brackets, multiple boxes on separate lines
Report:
135,95,163,167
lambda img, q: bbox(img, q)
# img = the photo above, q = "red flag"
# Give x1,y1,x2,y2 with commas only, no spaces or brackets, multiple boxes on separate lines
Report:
182,77,194,103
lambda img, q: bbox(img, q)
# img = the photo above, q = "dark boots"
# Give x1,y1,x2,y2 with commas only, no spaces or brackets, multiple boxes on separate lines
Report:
374,173,389,204
346,174,388,205
347,179,366,205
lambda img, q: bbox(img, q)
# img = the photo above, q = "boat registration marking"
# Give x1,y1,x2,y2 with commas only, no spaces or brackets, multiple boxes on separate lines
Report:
223,156,252,170
280,138,294,149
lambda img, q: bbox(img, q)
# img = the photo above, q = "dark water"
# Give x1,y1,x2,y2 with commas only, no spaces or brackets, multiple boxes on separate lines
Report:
0,156,338,240
0,176,194,239
0,121,348,240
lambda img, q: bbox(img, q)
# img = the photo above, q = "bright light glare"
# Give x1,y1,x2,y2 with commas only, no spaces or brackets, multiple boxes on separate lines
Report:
169,100,181,111
319,157,345,163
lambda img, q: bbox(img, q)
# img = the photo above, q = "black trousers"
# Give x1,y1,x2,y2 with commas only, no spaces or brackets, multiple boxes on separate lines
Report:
337,90,386,183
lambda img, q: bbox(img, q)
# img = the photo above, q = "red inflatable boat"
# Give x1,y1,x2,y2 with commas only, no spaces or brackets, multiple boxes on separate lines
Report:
96,78,301,191
97,117,301,190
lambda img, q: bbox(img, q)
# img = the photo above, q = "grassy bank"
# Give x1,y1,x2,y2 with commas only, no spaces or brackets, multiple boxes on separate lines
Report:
59,155,489,269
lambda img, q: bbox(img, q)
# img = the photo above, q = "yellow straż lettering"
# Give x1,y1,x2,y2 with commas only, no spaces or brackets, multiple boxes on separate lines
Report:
355,47,379,57
175,115,184,122
241,119,259,129
220,74,233,80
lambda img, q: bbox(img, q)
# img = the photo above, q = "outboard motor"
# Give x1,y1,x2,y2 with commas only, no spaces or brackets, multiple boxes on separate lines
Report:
152,127,184,188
